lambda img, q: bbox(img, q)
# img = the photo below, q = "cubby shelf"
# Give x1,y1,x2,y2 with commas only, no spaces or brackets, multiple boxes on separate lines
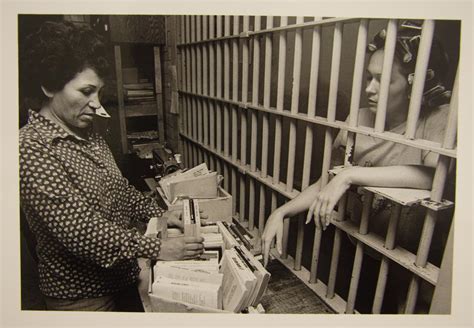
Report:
124,102,159,118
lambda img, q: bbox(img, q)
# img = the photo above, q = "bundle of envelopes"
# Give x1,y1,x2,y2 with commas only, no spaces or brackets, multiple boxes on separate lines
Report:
158,163,219,203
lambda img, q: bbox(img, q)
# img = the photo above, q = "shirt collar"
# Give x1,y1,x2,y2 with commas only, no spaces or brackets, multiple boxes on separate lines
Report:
27,109,91,144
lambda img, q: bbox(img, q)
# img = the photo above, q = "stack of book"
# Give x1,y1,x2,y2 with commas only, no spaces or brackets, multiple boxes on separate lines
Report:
166,224,224,250
123,82,155,104
182,198,201,238
220,246,271,312
216,220,261,255
158,163,219,203
152,255,224,310
127,130,160,146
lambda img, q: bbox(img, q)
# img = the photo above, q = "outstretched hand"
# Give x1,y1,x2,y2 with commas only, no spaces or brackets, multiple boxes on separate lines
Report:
261,210,285,267
306,172,351,229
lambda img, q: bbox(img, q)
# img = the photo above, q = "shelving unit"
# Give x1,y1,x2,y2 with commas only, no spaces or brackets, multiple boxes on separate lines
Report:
110,16,166,155
114,44,164,154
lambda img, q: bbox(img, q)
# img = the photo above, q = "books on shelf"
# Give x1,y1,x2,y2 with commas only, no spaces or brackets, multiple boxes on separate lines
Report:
123,81,155,104
123,82,154,90
124,89,155,97
127,130,160,146
127,130,159,140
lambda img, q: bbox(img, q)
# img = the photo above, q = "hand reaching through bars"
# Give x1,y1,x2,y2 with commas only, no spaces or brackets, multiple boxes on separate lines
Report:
261,181,323,267
306,170,352,230
261,210,284,267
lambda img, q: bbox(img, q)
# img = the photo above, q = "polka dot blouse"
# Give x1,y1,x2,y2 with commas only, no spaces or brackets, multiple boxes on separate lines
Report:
20,110,164,300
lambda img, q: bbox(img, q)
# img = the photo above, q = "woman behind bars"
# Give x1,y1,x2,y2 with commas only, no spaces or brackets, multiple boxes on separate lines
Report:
19,21,204,311
262,22,453,311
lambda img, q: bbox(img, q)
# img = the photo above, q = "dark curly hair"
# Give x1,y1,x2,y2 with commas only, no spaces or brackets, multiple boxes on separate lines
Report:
367,20,451,108
20,21,109,108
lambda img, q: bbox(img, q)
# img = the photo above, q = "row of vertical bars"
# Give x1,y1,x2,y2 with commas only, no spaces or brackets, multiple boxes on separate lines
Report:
176,16,457,314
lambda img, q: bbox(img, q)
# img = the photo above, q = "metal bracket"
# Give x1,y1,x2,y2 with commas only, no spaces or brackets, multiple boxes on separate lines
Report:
421,199,454,211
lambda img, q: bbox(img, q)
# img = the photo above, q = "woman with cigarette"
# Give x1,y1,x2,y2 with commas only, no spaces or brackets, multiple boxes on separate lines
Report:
19,21,203,311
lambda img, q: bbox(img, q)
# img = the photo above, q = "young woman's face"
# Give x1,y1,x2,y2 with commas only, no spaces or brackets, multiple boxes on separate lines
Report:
45,68,105,130
365,49,409,118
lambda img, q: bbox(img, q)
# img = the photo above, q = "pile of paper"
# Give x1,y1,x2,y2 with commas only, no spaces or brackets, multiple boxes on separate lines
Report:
152,254,223,309
158,163,219,203
220,246,271,312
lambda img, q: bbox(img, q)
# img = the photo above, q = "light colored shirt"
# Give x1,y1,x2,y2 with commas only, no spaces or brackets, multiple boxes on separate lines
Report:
334,105,450,256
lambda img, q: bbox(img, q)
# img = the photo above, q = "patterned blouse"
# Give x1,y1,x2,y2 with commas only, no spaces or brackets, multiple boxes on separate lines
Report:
20,110,164,300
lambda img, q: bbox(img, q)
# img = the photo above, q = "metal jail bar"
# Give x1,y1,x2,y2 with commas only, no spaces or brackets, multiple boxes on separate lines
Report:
258,16,273,235
271,16,288,212
343,19,369,313
196,16,204,166
178,16,186,167
301,17,322,276
239,16,250,222
313,21,343,291
274,16,289,257
191,15,198,167
223,16,231,192
176,16,457,314
249,16,261,231
282,16,305,260
405,71,458,314
209,15,216,172
374,19,397,133
215,16,223,179
231,15,239,215
202,16,210,167
372,202,401,314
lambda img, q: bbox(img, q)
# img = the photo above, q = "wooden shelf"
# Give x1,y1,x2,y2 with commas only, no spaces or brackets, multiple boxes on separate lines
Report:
125,102,158,118
114,43,164,154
